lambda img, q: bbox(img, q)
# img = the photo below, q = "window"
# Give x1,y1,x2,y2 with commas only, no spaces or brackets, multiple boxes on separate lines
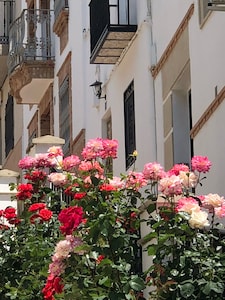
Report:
59,76,70,156
102,115,113,175
198,0,211,26
163,90,193,170
124,81,136,169
5,94,14,157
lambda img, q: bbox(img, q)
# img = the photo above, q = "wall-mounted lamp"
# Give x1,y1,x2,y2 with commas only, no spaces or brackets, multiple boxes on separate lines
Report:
90,80,106,100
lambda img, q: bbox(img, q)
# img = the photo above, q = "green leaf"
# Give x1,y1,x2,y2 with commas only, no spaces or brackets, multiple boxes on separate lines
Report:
203,281,224,295
147,203,156,214
147,244,157,256
129,277,145,291
179,282,195,298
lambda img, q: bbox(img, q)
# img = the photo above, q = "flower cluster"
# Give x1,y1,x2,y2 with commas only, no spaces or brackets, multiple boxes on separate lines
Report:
0,206,21,228
1,138,225,300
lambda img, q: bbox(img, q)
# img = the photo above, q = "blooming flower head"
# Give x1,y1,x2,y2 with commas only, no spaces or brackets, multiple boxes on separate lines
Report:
142,162,165,181
58,206,84,235
78,160,104,176
215,205,225,218
42,274,64,300
16,183,33,201
3,206,17,219
109,176,125,189
99,183,117,192
35,153,57,168
48,172,67,186
158,175,183,197
179,171,198,189
168,163,190,176
62,155,80,171
202,193,225,208
81,137,104,160
39,208,53,221
81,138,118,160
29,202,46,212
18,156,36,169
73,192,87,200
191,156,211,173
49,259,66,277
101,138,118,159
53,239,74,260
188,210,209,229
126,171,147,190
176,197,200,214
24,169,47,183
48,146,63,158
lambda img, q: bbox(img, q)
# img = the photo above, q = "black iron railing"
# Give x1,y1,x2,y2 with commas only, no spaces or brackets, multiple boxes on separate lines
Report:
0,0,15,44
89,0,137,53
8,9,54,73
54,0,69,20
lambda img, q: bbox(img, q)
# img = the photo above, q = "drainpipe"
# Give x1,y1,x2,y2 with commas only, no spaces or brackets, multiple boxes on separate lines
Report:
37,108,41,137
147,0,158,162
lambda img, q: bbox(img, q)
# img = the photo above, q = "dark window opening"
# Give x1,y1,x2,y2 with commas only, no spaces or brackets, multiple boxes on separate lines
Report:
5,94,14,157
124,80,136,169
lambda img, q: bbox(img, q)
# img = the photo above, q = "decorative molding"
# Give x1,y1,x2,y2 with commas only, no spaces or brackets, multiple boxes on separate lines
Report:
53,10,69,37
190,86,225,138
151,4,194,79
9,61,54,104
72,129,86,158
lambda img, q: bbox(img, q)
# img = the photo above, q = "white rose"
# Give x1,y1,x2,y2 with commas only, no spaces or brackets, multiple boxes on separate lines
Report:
188,210,209,229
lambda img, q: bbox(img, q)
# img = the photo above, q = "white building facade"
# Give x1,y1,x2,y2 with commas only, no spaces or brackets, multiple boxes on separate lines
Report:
0,0,225,278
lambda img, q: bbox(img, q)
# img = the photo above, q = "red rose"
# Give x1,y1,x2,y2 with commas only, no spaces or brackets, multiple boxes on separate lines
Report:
3,207,17,219
29,203,46,212
74,192,86,200
39,209,53,221
58,206,83,235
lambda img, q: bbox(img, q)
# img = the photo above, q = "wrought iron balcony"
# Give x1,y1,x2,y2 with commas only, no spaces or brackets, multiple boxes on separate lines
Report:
0,0,14,87
8,9,55,104
89,0,137,64
53,0,69,37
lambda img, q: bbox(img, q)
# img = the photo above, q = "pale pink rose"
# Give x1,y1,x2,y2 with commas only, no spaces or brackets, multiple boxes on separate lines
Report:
48,259,66,276
48,172,67,186
18,156,36,169
78,160,104,174
215,205,225,218
81,138,104,160
159,175,183,197
191,156,211,173
142,162,165,181
176,197,200,214
179,171,198,188
35,153,56,168
168,163,190,176
203,193,225,208
62,155,80,171
48,146,63,158
101,139,118,159
54,239,73,260
109,176,125,189
189,210,209,229
126,171,147,190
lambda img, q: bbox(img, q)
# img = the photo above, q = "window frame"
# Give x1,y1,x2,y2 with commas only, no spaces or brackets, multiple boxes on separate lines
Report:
124,80,136,170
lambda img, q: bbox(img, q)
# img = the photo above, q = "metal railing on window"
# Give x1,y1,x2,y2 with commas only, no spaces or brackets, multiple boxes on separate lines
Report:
8,9,54,73
0,0,14,45
89,0,137,53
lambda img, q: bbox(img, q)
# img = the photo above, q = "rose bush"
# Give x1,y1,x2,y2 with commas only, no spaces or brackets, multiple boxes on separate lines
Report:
0,137,225,300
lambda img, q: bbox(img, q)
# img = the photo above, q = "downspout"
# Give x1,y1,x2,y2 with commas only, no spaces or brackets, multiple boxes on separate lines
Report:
147,0,158,161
